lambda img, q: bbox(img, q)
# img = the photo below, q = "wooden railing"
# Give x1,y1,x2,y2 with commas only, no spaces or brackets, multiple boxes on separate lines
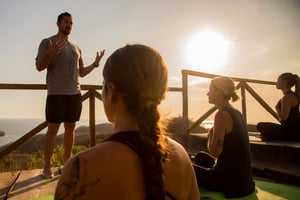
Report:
181,70,278,136
0,84,181,160
0,71,278,159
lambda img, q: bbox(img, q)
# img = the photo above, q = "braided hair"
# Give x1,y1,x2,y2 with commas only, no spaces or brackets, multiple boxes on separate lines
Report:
102,44,168,200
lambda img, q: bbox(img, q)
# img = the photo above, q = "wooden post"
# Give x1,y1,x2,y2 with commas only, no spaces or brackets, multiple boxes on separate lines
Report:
240,81,247,123
89,89,96,147
182,71,188,136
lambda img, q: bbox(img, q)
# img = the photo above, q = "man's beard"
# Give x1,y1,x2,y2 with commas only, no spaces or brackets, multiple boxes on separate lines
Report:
61,28,71,35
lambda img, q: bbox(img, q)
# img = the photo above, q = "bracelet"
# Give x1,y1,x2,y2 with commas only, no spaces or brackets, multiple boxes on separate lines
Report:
93,62,99,67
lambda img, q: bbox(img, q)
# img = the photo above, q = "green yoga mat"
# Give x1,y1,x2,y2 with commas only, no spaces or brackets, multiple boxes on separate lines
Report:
31,195,53,200
200,180,300,200
31,180,300,200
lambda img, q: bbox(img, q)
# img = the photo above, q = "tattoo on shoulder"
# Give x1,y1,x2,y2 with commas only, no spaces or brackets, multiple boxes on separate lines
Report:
55,156,81,199
217,139,223,147
55,156,102,199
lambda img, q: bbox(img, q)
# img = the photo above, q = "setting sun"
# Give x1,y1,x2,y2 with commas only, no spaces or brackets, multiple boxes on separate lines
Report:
185,28,232,73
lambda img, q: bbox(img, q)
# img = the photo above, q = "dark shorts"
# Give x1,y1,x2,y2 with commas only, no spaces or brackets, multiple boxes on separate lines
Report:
46,94,82,123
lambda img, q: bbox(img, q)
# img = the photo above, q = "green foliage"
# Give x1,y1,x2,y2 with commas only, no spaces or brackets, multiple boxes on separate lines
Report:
52,145,64,167
72,145,86,154
31,145,87,168
0,154,33,172
0,145,87,172
166,116,207,136
30,150,45,169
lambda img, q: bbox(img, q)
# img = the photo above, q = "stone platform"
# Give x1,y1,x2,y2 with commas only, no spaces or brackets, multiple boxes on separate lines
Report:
186,132,300,186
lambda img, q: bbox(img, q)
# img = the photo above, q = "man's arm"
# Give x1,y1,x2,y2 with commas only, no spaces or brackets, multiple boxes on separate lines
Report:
36,38,66,71
79,50,105,77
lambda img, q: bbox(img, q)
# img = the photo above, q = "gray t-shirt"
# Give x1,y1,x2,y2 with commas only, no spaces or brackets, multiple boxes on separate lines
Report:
36,35,83,95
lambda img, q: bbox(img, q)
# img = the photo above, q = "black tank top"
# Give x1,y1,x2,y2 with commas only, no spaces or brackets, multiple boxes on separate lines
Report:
214,107,255,198
276,92,300,130
105,131,176,200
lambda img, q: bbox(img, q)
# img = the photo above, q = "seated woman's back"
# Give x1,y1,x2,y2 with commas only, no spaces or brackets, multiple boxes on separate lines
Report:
55,137,199,200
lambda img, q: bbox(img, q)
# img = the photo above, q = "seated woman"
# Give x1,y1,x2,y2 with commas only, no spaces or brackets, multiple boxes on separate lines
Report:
194,76,255,199
257,73,300,141
54,44,200,200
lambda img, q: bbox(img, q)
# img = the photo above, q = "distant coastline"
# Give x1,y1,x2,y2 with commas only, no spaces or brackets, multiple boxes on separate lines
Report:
0,130,5,136
0,118,107,147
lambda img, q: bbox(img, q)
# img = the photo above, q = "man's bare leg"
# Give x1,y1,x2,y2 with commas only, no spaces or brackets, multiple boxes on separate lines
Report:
63,122,76,163
43,122,60,178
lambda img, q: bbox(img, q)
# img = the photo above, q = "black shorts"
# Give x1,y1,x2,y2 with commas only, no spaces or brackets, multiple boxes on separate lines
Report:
46,94,82,123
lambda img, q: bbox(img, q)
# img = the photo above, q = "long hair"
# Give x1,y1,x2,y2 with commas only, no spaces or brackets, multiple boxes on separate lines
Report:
279,72,300,102
102,44,168,200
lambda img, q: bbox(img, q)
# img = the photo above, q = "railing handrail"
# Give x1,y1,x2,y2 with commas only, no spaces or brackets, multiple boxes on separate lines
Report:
0,83,102,90
0,83,181,91
181,70,275,85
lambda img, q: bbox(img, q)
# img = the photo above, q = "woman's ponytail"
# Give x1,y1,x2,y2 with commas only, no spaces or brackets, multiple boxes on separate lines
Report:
294,74,300,103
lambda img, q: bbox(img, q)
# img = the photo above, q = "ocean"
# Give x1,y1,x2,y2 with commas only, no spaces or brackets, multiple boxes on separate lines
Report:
0,118,215,148
0,118,105,147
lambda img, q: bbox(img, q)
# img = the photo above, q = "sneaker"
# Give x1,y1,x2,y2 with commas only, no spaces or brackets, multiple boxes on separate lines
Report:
42,168,54,179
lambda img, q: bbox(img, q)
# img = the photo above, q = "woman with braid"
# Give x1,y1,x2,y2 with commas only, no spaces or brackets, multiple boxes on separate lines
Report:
54,44,200,200
257,73,300,141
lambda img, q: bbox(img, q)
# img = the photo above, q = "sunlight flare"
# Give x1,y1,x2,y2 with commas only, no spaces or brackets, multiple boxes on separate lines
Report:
185,28,232,73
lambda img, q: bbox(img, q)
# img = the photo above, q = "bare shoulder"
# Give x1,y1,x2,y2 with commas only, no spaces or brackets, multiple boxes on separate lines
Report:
164,138,200,200
55,141,145,199
164,138,193,171
215,109,230,119
167,138,189,157
283,93,298,104
214,109,232,127
79,141,142,170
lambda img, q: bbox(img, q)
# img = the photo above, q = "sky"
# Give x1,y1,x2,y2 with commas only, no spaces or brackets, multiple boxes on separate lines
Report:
0,0,300,124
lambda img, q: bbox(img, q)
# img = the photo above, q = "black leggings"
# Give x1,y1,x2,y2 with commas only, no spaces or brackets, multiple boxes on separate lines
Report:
193,151,223,191
193,151,255,198
257,122,300,141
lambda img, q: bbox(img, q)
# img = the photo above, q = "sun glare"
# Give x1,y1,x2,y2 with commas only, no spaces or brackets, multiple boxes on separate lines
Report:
185,28,232,73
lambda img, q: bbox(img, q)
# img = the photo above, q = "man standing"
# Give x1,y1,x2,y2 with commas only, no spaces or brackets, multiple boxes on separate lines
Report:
36,12,105,178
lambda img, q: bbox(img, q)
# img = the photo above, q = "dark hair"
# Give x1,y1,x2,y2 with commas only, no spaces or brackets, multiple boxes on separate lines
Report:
103,44,168,200
279,72,300,101
57,12,71,23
